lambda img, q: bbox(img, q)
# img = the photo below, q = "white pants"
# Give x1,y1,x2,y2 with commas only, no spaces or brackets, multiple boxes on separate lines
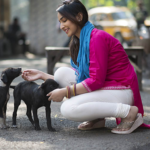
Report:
54,67,134,122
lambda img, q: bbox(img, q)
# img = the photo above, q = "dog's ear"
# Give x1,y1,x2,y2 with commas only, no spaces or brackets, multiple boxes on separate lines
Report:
1,73,8,83
40,83,46,89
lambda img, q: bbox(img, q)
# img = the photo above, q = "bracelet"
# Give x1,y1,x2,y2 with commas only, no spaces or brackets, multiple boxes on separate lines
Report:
66,86,68,98
73,84,76,96
73,84,75,96
74,84,76,96
66,86,71,98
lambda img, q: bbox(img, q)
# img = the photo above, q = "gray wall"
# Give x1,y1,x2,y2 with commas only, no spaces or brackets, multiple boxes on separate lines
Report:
28,0,68,54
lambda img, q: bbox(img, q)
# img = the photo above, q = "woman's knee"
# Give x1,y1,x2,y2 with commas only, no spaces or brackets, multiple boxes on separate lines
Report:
54,67,67,81
54,67,69,87
54,67,75,87
60,100,78,121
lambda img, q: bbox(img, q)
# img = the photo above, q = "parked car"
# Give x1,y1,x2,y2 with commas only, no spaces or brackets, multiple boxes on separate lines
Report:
88,6,137,44
143,17,150,39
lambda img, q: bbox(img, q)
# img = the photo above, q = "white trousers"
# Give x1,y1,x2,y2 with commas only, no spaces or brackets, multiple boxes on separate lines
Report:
54,67,134,122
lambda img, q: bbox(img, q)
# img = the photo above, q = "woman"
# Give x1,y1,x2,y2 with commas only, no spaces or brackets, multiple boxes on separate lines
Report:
22,0,149,134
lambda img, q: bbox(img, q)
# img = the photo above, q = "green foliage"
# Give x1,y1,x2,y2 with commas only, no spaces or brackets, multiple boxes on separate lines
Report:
144,0,150,15
127,0,136,11
105,0,114,6
88,0,98,8
99,0,105,5
81,0,150,16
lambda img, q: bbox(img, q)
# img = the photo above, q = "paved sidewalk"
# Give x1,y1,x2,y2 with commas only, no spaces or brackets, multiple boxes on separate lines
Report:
0,53,150,150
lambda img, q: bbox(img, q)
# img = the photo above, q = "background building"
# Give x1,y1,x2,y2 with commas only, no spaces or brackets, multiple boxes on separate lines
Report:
28,0,68,54
9,0,68,55
0,0,10,30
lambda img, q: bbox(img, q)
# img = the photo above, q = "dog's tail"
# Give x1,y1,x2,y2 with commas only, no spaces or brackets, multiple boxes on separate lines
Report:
10,85,16,89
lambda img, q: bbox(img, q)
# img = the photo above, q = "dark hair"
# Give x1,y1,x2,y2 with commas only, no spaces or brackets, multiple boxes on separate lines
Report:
56,0,88,65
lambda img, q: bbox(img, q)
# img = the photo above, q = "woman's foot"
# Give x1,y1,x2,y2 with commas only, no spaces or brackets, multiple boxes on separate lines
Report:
111,106,143,134
78,119,105,130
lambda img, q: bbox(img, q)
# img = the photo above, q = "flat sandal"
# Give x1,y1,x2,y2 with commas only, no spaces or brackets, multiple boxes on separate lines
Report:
78,119,105,131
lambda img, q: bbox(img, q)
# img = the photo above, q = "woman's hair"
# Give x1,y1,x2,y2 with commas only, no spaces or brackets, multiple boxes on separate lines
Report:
56,0,88,65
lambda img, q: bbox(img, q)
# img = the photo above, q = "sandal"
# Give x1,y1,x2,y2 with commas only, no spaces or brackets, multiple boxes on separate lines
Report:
111,113,143,134
78,119,105,130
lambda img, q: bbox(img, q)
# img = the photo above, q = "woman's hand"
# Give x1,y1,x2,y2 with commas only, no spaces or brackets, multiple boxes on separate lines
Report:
22,69,43,81
47,88,67,102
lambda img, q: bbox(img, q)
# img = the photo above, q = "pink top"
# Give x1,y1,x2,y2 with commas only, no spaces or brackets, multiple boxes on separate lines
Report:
81,28,150,128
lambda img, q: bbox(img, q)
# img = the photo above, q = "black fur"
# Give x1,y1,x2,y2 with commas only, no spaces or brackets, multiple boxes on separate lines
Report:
0,67,22,128
12,79,59,131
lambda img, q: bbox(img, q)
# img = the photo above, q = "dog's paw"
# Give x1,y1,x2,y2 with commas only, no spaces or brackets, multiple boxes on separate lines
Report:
0,118,9,129
11,125,17,128
35,126,41,131
5,125,10,129
48,127,56,132
0,124,9,129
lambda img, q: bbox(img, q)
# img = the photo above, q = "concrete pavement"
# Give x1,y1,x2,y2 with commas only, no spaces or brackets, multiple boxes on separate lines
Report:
0,53,150,150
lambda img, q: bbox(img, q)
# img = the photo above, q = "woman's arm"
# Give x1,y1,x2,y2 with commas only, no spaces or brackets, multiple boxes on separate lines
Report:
81,30,109,92
47,82,88,102
41,72,54,81
22,69,54,81
71,82,88,95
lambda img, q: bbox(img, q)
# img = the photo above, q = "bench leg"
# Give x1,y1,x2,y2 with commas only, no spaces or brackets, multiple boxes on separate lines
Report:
46,51,67,74
46,55,56,74
137,53,142,91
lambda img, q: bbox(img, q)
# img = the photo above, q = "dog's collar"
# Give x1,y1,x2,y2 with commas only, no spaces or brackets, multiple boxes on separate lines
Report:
0,79,6,87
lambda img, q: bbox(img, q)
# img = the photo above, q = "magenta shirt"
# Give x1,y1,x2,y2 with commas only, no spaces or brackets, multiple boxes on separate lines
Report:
80,29,149,128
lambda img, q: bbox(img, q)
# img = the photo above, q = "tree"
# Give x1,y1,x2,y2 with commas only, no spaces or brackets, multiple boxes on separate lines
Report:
144,0,150,15
81,0,149,16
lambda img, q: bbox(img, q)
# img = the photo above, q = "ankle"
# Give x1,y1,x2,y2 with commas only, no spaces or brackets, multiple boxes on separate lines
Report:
123,106,138,122
92,118,105,122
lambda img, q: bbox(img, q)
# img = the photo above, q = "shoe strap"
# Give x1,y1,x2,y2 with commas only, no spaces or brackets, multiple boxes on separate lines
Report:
116,121,134,129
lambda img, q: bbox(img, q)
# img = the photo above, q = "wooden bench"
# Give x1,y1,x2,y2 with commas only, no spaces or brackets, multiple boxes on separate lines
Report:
45,46,143,90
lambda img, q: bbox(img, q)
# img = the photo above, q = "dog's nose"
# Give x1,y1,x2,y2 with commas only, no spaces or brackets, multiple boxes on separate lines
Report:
18,68,22,73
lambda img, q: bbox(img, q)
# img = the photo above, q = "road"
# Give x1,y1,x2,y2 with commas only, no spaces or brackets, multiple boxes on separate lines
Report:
0,53,150,150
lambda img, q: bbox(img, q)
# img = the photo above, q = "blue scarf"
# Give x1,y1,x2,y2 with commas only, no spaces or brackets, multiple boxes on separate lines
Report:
70,21,94,83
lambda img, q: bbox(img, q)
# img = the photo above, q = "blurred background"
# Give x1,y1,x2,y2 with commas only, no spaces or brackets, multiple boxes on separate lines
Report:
0,0,150,56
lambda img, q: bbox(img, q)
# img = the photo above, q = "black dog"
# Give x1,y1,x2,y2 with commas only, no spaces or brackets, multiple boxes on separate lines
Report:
0,67,22,129
11,79,59,131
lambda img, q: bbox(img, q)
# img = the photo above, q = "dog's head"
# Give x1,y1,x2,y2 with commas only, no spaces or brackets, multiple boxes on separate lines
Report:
1,68,22,84
40,79,59,94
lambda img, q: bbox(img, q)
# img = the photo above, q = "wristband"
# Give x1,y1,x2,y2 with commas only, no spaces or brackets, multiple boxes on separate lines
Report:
66,86,71,98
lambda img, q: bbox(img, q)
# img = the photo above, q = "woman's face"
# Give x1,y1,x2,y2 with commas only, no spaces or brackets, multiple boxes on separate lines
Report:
57,12,81,38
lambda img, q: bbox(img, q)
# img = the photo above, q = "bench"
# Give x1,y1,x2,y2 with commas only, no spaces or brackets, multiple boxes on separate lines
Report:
45,46,143,90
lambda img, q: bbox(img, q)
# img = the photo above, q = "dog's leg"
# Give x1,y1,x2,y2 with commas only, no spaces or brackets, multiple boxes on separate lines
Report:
45,105,55,131
12,98,21,128
0,108,6,129
32,107,41,130
3,104,9,128
0,117,5,129
26,105,34,126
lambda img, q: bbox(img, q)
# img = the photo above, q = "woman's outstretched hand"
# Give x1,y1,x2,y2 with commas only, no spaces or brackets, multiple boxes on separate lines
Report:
22,69,43,81
47,88,67,102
